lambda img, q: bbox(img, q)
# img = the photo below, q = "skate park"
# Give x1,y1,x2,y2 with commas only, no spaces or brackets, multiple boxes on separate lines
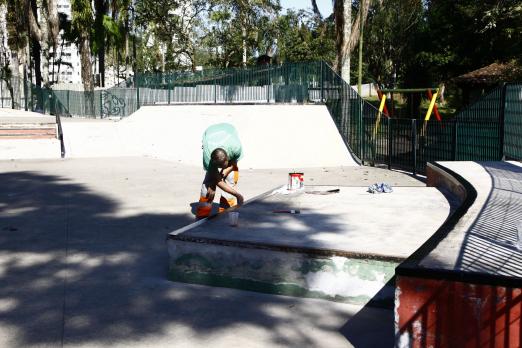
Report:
0,60,521,347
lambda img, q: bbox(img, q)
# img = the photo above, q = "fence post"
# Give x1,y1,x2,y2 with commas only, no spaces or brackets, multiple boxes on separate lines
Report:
99,91,103,118
359,98,364,161
168,83,171,105
67,90,70,114
388,118,392,170
214,77,217,104
321,61,324,103
452,119,458,161
267,66,271,103
499,83,507,160
135,72,140,110
23,68,28,111
412,119,417,175
1,79,3,108
48,91,53,115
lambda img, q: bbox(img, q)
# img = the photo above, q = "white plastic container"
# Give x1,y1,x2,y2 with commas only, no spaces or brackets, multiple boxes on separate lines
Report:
228,212,239,227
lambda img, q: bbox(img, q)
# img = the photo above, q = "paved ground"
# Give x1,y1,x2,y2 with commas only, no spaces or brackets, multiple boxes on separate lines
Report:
0,157,427,347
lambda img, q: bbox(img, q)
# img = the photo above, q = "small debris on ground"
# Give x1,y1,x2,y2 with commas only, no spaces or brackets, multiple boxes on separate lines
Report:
305,188,340,195
367,183,393,194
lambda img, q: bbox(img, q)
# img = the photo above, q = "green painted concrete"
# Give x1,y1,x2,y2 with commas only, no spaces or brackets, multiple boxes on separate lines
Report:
168,269,390,305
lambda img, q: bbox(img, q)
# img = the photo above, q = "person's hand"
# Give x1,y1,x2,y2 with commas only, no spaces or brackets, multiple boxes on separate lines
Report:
236,194,244,205
207,186,216,200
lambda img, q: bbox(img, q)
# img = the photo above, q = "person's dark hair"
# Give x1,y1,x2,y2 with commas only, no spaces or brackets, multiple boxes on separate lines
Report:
210,148,228,168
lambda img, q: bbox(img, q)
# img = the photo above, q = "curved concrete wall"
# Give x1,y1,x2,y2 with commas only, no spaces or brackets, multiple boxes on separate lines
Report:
62,105,357,169
395,161,522,347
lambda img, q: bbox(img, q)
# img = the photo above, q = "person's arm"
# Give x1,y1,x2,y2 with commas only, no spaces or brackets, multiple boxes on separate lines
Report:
220,160,237,178
216,179,244,205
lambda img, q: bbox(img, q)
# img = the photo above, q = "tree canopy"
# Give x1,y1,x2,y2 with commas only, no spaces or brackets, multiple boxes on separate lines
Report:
1,0,520,92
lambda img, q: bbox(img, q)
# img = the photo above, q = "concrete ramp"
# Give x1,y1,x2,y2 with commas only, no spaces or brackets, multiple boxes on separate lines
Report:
62,105,357,168
0,110,61,160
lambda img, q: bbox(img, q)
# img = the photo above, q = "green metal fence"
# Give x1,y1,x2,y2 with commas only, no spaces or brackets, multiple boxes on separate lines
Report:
2,62,521,170
319,63,520,173
504,83,522,160
134,62,322,105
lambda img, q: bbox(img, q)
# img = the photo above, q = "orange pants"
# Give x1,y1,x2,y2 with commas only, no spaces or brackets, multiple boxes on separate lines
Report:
196,166,239,219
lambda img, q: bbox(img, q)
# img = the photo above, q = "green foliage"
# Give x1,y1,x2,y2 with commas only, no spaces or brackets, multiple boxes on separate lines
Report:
275,9,335,64
363,0,423,87
202,0,280,67
71,0,94,35
5,0,28,52
135,0,209,71
420,0,522,80
25,0,521,90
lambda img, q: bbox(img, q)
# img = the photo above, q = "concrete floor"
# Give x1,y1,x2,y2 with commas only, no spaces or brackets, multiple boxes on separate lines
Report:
0,157,427,347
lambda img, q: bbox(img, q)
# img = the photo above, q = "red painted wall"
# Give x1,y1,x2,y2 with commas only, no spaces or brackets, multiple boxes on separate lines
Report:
395,276,522,347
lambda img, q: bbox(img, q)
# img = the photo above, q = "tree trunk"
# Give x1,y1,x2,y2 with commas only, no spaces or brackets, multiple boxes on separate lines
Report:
29,0,42,87
334,0,351,83
40,26,50,87
47,0,59,48
311,0,322,18
10,51,19,109
94,0,106,87
347,0,370,54
47,0,59,85
79,33,93,91
31,39,42,87
242,26,247,67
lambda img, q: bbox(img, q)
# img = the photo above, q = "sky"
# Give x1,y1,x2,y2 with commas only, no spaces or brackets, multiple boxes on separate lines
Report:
279,0,333,17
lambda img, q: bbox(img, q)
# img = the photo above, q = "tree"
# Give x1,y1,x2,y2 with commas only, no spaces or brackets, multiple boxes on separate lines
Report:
333,0,371,83
135,0,208,71
205,0,280,68
363,0,423,86
26,0,59,86
94,0,108,86
421,0,522,81
4,0,28,107
71,0,94,91
275,9,335,64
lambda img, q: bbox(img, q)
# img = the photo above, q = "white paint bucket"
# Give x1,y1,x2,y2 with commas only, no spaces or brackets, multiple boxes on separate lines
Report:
288,172,304,190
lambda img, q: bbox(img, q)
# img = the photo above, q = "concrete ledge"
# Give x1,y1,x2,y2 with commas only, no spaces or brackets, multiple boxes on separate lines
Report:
426,162,468,203
168,239,397,305
167,184,450,305
396,161,522,286
395,161,522,346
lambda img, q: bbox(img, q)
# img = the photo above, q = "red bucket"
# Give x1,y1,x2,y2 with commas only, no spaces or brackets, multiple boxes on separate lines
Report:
288,172,304,190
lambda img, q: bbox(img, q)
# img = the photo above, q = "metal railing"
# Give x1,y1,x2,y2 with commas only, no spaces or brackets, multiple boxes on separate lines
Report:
320,62,521,173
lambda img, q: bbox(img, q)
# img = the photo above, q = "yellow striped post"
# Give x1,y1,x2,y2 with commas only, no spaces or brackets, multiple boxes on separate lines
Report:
422,92,438,136
424,92,438,121
372,94,387,139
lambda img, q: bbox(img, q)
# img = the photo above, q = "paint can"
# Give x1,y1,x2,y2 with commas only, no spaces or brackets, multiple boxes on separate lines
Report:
288,172,304,190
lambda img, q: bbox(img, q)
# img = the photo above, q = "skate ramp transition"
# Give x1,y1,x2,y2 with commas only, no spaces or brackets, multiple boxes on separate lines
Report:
62,104,357,168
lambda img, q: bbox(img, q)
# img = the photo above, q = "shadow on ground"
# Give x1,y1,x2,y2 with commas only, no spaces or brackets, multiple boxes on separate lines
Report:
0,171,393,347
